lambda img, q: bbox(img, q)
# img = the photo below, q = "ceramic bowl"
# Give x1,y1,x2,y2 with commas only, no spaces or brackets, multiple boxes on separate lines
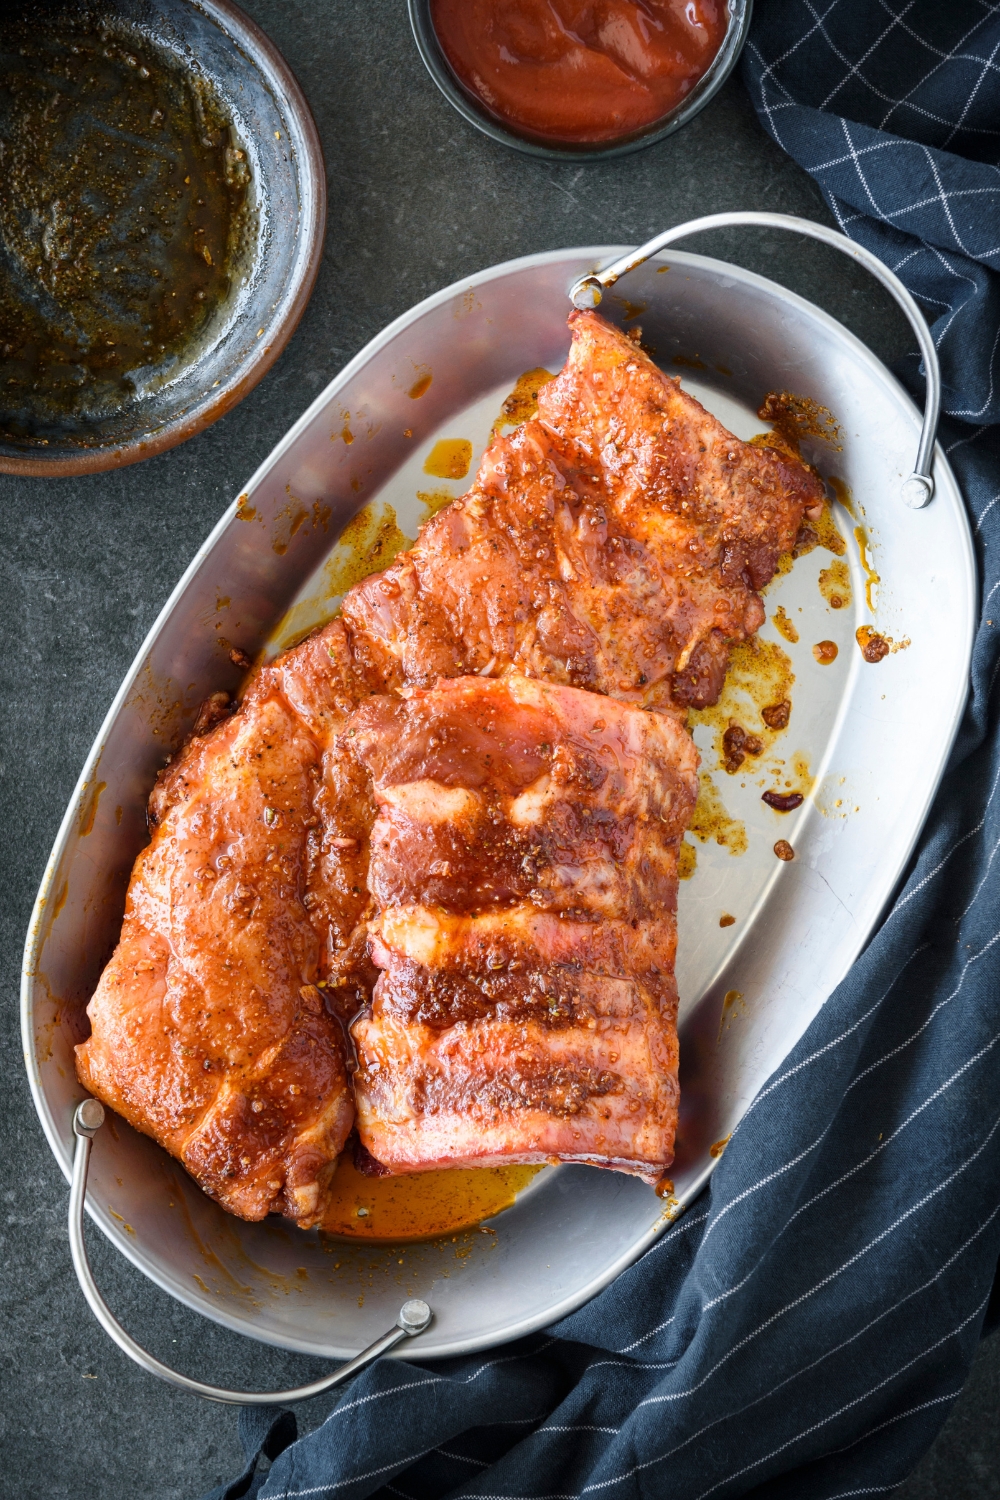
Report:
0,0,325,477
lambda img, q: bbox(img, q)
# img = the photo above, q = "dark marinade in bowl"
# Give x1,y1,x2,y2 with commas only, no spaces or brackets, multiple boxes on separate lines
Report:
0,6,255,447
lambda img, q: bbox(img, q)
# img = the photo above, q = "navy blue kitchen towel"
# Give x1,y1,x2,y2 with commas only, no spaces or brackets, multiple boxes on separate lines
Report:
204,5,1000,1497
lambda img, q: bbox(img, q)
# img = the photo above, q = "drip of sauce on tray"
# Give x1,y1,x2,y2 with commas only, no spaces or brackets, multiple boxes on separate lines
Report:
318,1154,542,1242
430,0,729,146
0,10,252,443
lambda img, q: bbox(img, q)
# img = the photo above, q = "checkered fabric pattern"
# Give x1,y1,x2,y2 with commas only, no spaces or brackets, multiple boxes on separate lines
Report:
203,7,1000,1499
743,0,1000,422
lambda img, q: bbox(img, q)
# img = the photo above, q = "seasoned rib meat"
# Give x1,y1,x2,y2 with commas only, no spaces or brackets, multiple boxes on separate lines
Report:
348,675,698,1179
78,309,822,1220
344,309,823,712
76,621,371,1225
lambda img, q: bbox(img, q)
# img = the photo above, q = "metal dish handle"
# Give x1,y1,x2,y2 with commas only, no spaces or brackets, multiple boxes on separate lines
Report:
569,211,940,509
70,1100,433,1405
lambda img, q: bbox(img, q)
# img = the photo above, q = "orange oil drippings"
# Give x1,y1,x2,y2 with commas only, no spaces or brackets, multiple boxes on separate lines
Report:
423,438,473,479
318,1156,543,1242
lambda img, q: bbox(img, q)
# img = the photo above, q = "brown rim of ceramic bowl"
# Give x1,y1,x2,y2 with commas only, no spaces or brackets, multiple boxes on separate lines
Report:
407,0,753,162
0,0,327,478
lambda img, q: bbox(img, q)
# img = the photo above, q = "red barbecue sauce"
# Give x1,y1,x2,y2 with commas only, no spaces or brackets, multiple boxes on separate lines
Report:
430,0,728,146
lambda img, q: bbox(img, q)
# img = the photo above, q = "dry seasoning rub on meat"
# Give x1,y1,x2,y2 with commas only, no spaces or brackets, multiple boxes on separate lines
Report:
76,312,823,1225
350,675,697,1180
345,311,823,714
75,625,369,1226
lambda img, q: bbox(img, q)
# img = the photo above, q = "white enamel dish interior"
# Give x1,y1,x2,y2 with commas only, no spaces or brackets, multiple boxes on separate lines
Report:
22,247,976,1360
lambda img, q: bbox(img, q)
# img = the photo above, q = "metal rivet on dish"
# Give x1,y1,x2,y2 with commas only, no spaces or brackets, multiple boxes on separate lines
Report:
398,1299,432,1335
900,473,934,508
569,275,604,310
75,1099,105,1136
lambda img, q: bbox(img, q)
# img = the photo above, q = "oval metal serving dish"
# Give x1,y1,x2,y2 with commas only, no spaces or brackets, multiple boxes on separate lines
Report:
22,246,975,1360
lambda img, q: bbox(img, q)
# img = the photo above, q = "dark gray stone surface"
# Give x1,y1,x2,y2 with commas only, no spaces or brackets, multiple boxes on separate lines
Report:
1,3,994,1497
895,1330,1000,1500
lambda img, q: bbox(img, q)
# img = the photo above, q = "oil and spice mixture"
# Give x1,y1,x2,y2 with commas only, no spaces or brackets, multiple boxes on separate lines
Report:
0,8,253,443
318,1150,543,1242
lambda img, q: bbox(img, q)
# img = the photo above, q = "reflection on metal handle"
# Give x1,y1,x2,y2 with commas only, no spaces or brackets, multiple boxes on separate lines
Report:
70,1100,432,1405
569,211,940,509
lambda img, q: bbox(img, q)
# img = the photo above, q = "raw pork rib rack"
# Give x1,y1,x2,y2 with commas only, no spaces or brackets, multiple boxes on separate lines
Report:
76,311,823,1224
351,676,697,1181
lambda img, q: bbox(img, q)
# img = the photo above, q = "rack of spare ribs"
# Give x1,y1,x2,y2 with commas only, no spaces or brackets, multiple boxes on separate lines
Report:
75,310,823,1226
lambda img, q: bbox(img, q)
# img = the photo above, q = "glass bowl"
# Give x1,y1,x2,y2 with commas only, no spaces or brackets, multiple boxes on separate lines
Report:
407,0,753,162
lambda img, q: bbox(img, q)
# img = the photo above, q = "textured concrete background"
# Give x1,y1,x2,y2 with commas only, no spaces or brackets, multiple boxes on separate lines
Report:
2,3,997,1496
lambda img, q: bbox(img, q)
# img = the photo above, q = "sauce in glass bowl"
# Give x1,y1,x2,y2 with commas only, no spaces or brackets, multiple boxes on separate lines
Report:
429,0,729,147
